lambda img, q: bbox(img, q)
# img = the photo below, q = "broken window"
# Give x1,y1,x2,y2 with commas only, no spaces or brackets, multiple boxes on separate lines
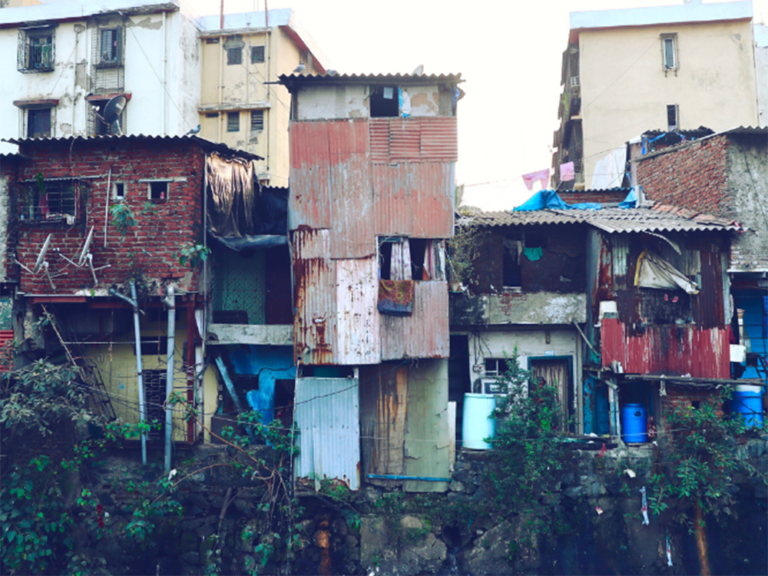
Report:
19,179,79,222
378,238,446,281
26,107,52,138
661,34,677,71
18,27,54,73
251,110,264,132
251,45,265,63
227,47,242,65
369,86,399,117
99,28,122,65
667,104,679,131
227,111,240,132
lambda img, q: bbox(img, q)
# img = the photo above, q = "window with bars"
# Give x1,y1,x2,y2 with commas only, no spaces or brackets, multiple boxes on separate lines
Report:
98,28,122,66
251,110,264,132
19,179,80,223
661,34,677,71
27,108,52,138
484,358,510,377
143,370,167,440
667,104,679,131
227,47,242,65
227,112,240,132
251,45,265,63
18,28,55,73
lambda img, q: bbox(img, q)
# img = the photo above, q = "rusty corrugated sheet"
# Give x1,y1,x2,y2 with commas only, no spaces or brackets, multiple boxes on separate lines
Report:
369,118,458,164
336,257,380,365
692,250,725,329
381,281,450,360
390,119,422,161
292,229,336,365
372,162,454,238
289,122,332,230
420,117,458,161
294,377,360,491
601,318,729,378
369,119,390,162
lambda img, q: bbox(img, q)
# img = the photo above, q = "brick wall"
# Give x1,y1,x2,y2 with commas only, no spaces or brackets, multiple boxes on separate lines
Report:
636,135,731,217
560,190,627,205
12,139,205,294
660,385,724,422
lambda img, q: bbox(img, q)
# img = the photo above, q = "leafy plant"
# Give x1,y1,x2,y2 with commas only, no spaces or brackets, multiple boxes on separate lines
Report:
109,202,136,235
177,242,210,268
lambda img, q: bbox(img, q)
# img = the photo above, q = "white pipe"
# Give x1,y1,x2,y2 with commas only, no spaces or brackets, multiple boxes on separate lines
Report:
162,11,167,135
164,285,175,472
104,168,111,247
130,282,147,464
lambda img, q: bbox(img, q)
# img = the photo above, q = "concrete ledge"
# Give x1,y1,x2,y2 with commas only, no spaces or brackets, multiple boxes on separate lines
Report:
207,324,292,346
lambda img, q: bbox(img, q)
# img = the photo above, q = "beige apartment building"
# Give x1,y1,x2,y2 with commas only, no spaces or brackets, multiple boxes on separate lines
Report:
198,9,327,186
553,0,759,189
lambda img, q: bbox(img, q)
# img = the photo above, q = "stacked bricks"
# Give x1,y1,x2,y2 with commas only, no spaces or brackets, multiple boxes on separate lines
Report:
559,190,628,205
11,138,206,294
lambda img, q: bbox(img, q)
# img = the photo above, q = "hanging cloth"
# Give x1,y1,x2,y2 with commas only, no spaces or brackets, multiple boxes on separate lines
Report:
390,239,413,281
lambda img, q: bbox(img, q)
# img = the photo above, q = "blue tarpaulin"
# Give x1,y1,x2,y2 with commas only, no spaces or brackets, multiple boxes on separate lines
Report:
620,188,638,209
570,202,602,210
514,190,570,211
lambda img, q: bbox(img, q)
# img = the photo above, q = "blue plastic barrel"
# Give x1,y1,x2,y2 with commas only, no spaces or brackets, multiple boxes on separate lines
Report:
732,389,764,429
621,403,648,443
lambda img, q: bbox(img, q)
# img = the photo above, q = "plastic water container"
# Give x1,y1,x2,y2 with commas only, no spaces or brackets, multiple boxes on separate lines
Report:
621,403,648,443
462,393,496,450
733,385,764,429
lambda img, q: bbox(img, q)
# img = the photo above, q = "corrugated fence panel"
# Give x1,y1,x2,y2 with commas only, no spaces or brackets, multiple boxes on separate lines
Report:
289,122,331,230
294,377,360,491
420,117,458,162
381,281,450,360
329,121,375,259
292,229,337,365
336,257,381,365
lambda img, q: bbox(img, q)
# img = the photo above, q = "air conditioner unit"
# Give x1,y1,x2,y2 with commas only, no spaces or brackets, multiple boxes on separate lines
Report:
480,378,506,395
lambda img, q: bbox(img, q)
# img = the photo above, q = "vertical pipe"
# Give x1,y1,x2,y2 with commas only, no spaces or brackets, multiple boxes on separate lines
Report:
186,304,196,442
104,168,111,247
164,286,175,472
162,12,167,135
130,281,147,465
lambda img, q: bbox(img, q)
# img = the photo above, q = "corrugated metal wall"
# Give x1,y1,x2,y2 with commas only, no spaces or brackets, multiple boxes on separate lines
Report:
294,377,360,490
336,257,380,364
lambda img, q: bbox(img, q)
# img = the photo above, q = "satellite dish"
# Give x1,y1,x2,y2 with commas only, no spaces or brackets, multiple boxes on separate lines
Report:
78,227,95,267
411,65,424,75
103,95,128,135
33,234,53,274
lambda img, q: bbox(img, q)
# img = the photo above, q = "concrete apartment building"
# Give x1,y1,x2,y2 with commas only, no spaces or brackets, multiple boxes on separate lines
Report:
0,0,202,154
552,0,759,189
197,10,328,186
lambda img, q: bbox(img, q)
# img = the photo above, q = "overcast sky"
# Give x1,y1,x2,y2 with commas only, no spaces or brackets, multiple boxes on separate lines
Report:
191,0,767,210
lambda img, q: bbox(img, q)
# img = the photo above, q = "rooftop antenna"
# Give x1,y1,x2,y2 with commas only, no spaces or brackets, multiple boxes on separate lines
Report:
55,226,111,285
102,95,128,135
14,234,61,289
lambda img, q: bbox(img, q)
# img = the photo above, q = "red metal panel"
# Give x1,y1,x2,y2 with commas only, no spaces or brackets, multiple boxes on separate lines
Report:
390,119,422,162
380,281,450,360
420,117,458,162
292,229,336,365
289,122,332,230
373,163,453,238
369,119,390,163
601,318,729,378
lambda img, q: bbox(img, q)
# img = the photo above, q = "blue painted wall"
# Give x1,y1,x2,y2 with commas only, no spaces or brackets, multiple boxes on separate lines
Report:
228,345,295,425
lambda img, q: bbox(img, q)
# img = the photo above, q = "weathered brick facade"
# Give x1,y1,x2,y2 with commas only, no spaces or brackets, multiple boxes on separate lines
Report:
8,138,208,295
636,135,731,217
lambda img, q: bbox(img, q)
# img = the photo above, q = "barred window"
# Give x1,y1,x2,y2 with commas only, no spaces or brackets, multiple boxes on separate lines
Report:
227,112,240,132
99,28,122,65
18,28,55,73
251,110,264,132
227,47,242,65
27,108,52,138
19,179,80,223
251,45,265,63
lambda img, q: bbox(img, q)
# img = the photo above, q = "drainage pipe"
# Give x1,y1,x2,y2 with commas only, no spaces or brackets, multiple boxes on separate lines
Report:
164,286,175,472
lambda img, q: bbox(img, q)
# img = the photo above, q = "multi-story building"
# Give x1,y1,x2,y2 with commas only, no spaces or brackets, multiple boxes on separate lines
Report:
197,9,328,186
552,0,759,188
0,0,202,154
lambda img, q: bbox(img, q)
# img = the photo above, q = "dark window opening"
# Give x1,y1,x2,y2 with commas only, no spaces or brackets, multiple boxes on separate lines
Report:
525,233,548,249
251,110,264,131
378,240,393,280
148,181,169,202
134,337,168,357
251,45,265,63
485,358,509,377
409,238,427,280
20,179,77,221
88,100,111,135
667,104,678,131
205,112,218,119
205,37,219,44
227,111,240,132
143,369,167,440
99,28,121,65
113,182,125,201
369,86,399,117
301,365,355,378
274,379,295,429
503,235,522,287
227,47,242,66
27,108,51,138
19,29,54,72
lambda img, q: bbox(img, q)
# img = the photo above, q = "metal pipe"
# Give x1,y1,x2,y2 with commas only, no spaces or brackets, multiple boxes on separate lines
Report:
162,11,167,135
366,474,453,482
104,168,111,247
164,285,175,472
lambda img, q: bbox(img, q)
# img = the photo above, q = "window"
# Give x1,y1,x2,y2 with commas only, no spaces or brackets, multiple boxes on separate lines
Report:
667,104,679,131
205,112,218,119
99,28,122,65
661,34,677,71
378,238,446,281
112,182,125,201
484,358,509,377
227,47,242,65
227,112,240,132
27,108,52,138
19,179,79,222
147,181,169,202
251,110,264,132
251,45,265,63
18,27,55,73
369,86,399,117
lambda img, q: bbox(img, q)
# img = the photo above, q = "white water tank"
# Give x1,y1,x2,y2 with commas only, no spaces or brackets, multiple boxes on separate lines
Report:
462,393,496,450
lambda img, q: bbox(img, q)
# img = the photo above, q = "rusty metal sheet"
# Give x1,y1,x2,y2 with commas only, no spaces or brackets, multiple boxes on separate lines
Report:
372,163,454,238
329,156,375,259
420,117,458,161
390,119,422,162
292,229,336,365
359,363,409,488
368,118,458,164
294,376,360,491
336,257,380,365
369,118,390,162
381,281,450,360
692,250,725,329
601,318,729,378
289,122,332,230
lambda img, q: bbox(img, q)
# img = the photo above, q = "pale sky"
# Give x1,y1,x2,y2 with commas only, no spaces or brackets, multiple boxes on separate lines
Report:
190,0,767,210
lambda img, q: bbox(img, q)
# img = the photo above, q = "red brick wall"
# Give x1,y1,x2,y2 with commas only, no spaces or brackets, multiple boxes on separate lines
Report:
659,385,724,432
560,191,627,205
13,140,205,294
636,135,730,217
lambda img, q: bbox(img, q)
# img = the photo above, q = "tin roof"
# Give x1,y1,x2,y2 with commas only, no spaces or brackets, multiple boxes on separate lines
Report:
467,204,741,234
0,0,179,28
279,73,463,91
2,134,262,161
635,126,768,162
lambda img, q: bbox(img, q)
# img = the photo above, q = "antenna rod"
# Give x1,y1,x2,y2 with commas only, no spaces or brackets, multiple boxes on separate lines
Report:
265,0,269,27
220,0,224,29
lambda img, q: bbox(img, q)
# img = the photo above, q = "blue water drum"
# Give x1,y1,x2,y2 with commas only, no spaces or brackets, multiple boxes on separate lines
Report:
621,403,648,443
733,386,764,429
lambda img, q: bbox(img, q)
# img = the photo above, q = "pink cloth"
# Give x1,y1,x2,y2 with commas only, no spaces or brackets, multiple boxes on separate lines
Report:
522,169,550,191
560,161,575,182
